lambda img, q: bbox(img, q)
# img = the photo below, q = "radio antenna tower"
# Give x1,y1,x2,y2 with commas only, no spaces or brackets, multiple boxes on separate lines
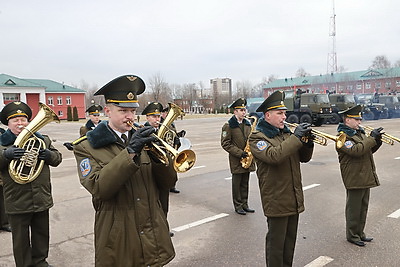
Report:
327,0,338,74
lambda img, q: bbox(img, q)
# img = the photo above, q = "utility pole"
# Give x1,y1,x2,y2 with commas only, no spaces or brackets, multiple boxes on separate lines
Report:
327,0,338,74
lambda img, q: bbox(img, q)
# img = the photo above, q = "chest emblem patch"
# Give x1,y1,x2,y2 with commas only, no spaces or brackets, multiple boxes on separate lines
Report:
256,140,268,151
344,140,354,148
80,158,91,177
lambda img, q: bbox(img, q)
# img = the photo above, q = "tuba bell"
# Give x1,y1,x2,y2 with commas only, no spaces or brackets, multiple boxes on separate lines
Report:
9,103,60,184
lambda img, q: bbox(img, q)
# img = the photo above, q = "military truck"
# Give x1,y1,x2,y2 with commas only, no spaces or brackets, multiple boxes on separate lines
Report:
328,93,356,124
284,90,333,126
246,97,264,119
376,95,400,118
355,94,388,120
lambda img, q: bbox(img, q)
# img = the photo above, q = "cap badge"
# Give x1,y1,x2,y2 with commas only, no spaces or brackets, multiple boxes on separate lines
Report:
127,92,134,100
17,109,22,114
126,76,137,82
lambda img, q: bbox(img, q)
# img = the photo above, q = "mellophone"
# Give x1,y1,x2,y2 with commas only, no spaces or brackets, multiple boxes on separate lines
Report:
284,122,400,148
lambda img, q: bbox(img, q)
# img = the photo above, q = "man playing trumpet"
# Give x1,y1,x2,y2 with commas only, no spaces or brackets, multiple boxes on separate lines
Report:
336,104,383,247
249,91,314,266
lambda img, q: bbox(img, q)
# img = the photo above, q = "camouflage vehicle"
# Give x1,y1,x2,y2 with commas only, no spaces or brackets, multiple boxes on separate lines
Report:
376,95,400,118
354,93,388,120
284,90,333,126
328,93,356,124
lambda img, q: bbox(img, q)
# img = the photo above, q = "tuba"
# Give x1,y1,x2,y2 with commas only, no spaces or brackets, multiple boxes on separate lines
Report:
9,103,60,184
240,116,258,169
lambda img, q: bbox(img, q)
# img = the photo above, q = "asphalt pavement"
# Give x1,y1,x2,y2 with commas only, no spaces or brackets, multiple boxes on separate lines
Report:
1,116,400,266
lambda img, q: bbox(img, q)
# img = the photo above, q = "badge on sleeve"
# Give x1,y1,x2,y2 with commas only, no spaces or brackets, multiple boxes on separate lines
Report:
222,131,227,138
256,140,268,151
344,140,354,148
80,158,91,177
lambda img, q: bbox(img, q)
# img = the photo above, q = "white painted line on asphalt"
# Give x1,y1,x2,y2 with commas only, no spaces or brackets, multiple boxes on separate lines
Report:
388,208,400,219
304,256,334,267
303,183,321,191
395,157,400,160
224,177,232,180
172,213,229,232
192,165,206,170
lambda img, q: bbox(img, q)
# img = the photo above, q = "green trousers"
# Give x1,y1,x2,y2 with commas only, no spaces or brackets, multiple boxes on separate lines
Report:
232,172,250,211
346,188,370,242
8,210,50,267
266,214,299,267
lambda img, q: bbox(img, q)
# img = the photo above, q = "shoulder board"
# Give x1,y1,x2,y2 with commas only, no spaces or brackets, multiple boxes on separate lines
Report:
72,136,88,145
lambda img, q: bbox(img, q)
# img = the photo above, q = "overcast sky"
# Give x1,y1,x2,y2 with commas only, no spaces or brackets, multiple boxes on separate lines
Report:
1,0,399,90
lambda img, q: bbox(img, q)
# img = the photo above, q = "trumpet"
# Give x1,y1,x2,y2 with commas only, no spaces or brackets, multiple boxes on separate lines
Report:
126,121,196,173
284,122,346,149
360,125,400,145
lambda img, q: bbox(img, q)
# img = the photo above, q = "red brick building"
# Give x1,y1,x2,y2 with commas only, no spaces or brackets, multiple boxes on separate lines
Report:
0,74,86,119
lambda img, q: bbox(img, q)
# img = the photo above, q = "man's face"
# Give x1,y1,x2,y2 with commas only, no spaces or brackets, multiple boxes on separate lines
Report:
146,114,161,128
89,114,100,124
345,117,361,130
234,108,246,120
161,111,168,119
265,109,287,129
105,104,136,133
8,116,29,136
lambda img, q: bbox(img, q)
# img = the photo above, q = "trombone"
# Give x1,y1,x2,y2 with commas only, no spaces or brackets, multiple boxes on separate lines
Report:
284,122,346,149
360,125,400,145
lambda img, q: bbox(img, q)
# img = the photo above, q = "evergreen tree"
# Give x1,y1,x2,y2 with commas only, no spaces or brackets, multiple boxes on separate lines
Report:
67,106,72,121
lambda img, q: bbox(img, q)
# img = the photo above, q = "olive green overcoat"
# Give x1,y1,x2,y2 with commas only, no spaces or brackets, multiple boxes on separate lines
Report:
221,116,256,174
249,119,313,217
0,129,62,214
336,124,381,189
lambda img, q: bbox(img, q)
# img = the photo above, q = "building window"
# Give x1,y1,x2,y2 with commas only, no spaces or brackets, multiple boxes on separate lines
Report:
356,84,362,90
396,80,400,87
66,96,71,105
385,81,391,88
366,82,371,89
58,111,63,117
347,85,353,91
3,93,19,101
48,96,53,106
57,96,62,105
375,82,381,89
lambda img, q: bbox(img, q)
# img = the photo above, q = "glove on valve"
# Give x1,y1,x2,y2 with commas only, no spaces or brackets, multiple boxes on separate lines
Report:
127,126,157,154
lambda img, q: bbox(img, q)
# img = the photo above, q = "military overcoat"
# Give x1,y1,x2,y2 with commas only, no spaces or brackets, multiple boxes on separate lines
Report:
336,123,381,189
80,119,101,137
249,119,313,217
73,121,175,267
221,116,256,174
0,129,62,214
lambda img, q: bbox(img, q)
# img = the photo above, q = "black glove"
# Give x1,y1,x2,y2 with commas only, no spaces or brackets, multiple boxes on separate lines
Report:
241,151,249,159
38,149,52,161
63,142,74,151
127,126,157,154
3,146,25,160
177,130,186,138
370,127,384,140
294,123,312,139
173,136,181,148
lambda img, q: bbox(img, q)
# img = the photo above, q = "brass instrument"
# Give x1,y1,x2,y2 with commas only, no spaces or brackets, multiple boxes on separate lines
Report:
284,122,346,149
361,125,399,145
240,116,258,169
9,103,60,184
127,111,196,173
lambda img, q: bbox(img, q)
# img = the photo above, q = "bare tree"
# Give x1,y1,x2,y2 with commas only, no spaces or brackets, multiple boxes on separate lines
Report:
72,80,102,108
369,55,391,69
337,65,347,73
394,60,400,68
234,80,253,99
147,72,171,103
295,67,310,77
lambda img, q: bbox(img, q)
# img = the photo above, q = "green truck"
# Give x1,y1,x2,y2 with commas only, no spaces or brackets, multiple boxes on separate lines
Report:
284,90,333,126
328,94,356,124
